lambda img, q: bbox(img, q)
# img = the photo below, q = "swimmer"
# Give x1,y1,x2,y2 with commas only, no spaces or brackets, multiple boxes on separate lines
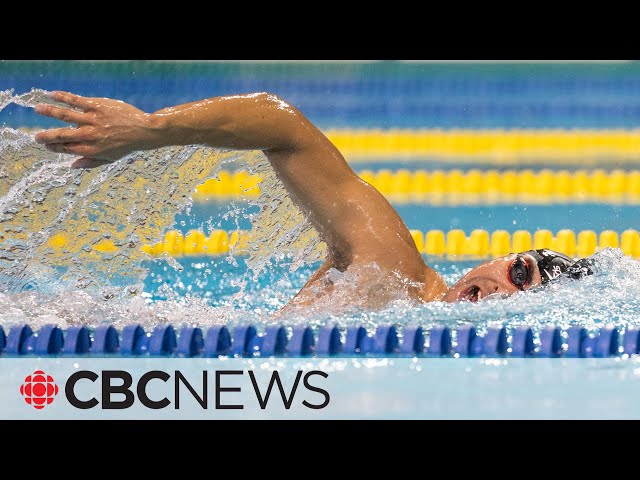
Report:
33,91,593,309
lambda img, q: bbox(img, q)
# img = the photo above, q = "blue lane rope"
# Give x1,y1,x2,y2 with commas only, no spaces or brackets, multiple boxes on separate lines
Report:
0,323,636,358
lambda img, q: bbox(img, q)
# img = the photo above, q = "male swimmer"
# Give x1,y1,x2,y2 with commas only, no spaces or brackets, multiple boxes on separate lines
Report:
32,91,593,310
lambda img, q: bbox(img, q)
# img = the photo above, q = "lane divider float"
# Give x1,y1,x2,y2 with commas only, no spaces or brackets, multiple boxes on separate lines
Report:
193,168,640,203
410,228,638,258
0,323,636,358
129,228,640,259
324,128,640,164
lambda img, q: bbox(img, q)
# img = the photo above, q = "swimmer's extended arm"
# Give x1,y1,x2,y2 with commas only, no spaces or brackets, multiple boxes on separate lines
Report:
34,91,448,300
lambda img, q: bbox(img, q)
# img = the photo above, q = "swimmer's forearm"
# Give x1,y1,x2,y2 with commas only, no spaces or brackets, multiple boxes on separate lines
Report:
148,92,309,152
34,90,325,168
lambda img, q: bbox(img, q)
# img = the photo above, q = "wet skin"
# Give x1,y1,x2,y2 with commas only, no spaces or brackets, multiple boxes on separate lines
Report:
33,90,543,309
443,253,544,303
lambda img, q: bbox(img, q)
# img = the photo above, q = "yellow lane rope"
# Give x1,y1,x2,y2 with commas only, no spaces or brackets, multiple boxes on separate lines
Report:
123,228,640,260
193,168,640,203
325,128,640,164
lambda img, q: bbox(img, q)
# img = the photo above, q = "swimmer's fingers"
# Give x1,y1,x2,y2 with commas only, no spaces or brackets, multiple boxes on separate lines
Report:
44,142,97,157
70,158,112,169
48,91,97,111
34,104,90,125
40,139,111,168
34,126,95,145
44,143,112,168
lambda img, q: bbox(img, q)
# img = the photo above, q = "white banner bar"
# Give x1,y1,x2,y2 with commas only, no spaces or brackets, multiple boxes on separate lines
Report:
2,357,640,419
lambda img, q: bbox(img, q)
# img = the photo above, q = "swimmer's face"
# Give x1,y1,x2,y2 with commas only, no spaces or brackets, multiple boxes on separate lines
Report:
443,252,544,303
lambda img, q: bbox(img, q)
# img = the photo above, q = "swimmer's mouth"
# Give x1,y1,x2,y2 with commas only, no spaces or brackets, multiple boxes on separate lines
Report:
460,285,481,303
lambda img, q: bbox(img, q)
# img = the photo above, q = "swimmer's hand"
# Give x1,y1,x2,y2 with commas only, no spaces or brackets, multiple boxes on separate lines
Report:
33,91,163,169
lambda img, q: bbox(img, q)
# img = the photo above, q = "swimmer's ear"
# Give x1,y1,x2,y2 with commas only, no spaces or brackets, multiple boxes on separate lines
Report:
70,158,112,169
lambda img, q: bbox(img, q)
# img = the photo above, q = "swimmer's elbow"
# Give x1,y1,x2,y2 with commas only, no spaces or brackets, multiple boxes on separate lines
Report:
250,92,297,115
247,92,316,147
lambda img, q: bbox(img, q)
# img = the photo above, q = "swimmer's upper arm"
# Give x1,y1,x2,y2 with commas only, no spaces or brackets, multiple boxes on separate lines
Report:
159,92,385,256
258,96,425,271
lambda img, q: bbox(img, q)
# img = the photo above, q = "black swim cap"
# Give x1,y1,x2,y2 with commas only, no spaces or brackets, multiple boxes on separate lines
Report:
522,249,594,284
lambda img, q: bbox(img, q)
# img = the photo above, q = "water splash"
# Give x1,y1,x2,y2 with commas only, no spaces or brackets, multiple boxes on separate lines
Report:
0,88,78,115
0,88,326,328
241,154,325,277
1,127,222,292
0,89,14,112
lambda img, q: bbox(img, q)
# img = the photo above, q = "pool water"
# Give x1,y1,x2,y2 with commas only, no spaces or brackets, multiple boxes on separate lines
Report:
1,89,640,336
3,69,640,419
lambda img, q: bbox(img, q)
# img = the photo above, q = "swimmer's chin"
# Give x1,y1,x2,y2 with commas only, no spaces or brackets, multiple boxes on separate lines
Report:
440,284,480,303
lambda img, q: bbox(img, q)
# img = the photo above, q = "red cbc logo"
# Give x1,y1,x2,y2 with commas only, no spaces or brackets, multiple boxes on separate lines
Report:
19,370,59,410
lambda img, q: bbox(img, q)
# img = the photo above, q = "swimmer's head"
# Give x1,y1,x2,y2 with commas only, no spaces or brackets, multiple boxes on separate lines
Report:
442,249,593,303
